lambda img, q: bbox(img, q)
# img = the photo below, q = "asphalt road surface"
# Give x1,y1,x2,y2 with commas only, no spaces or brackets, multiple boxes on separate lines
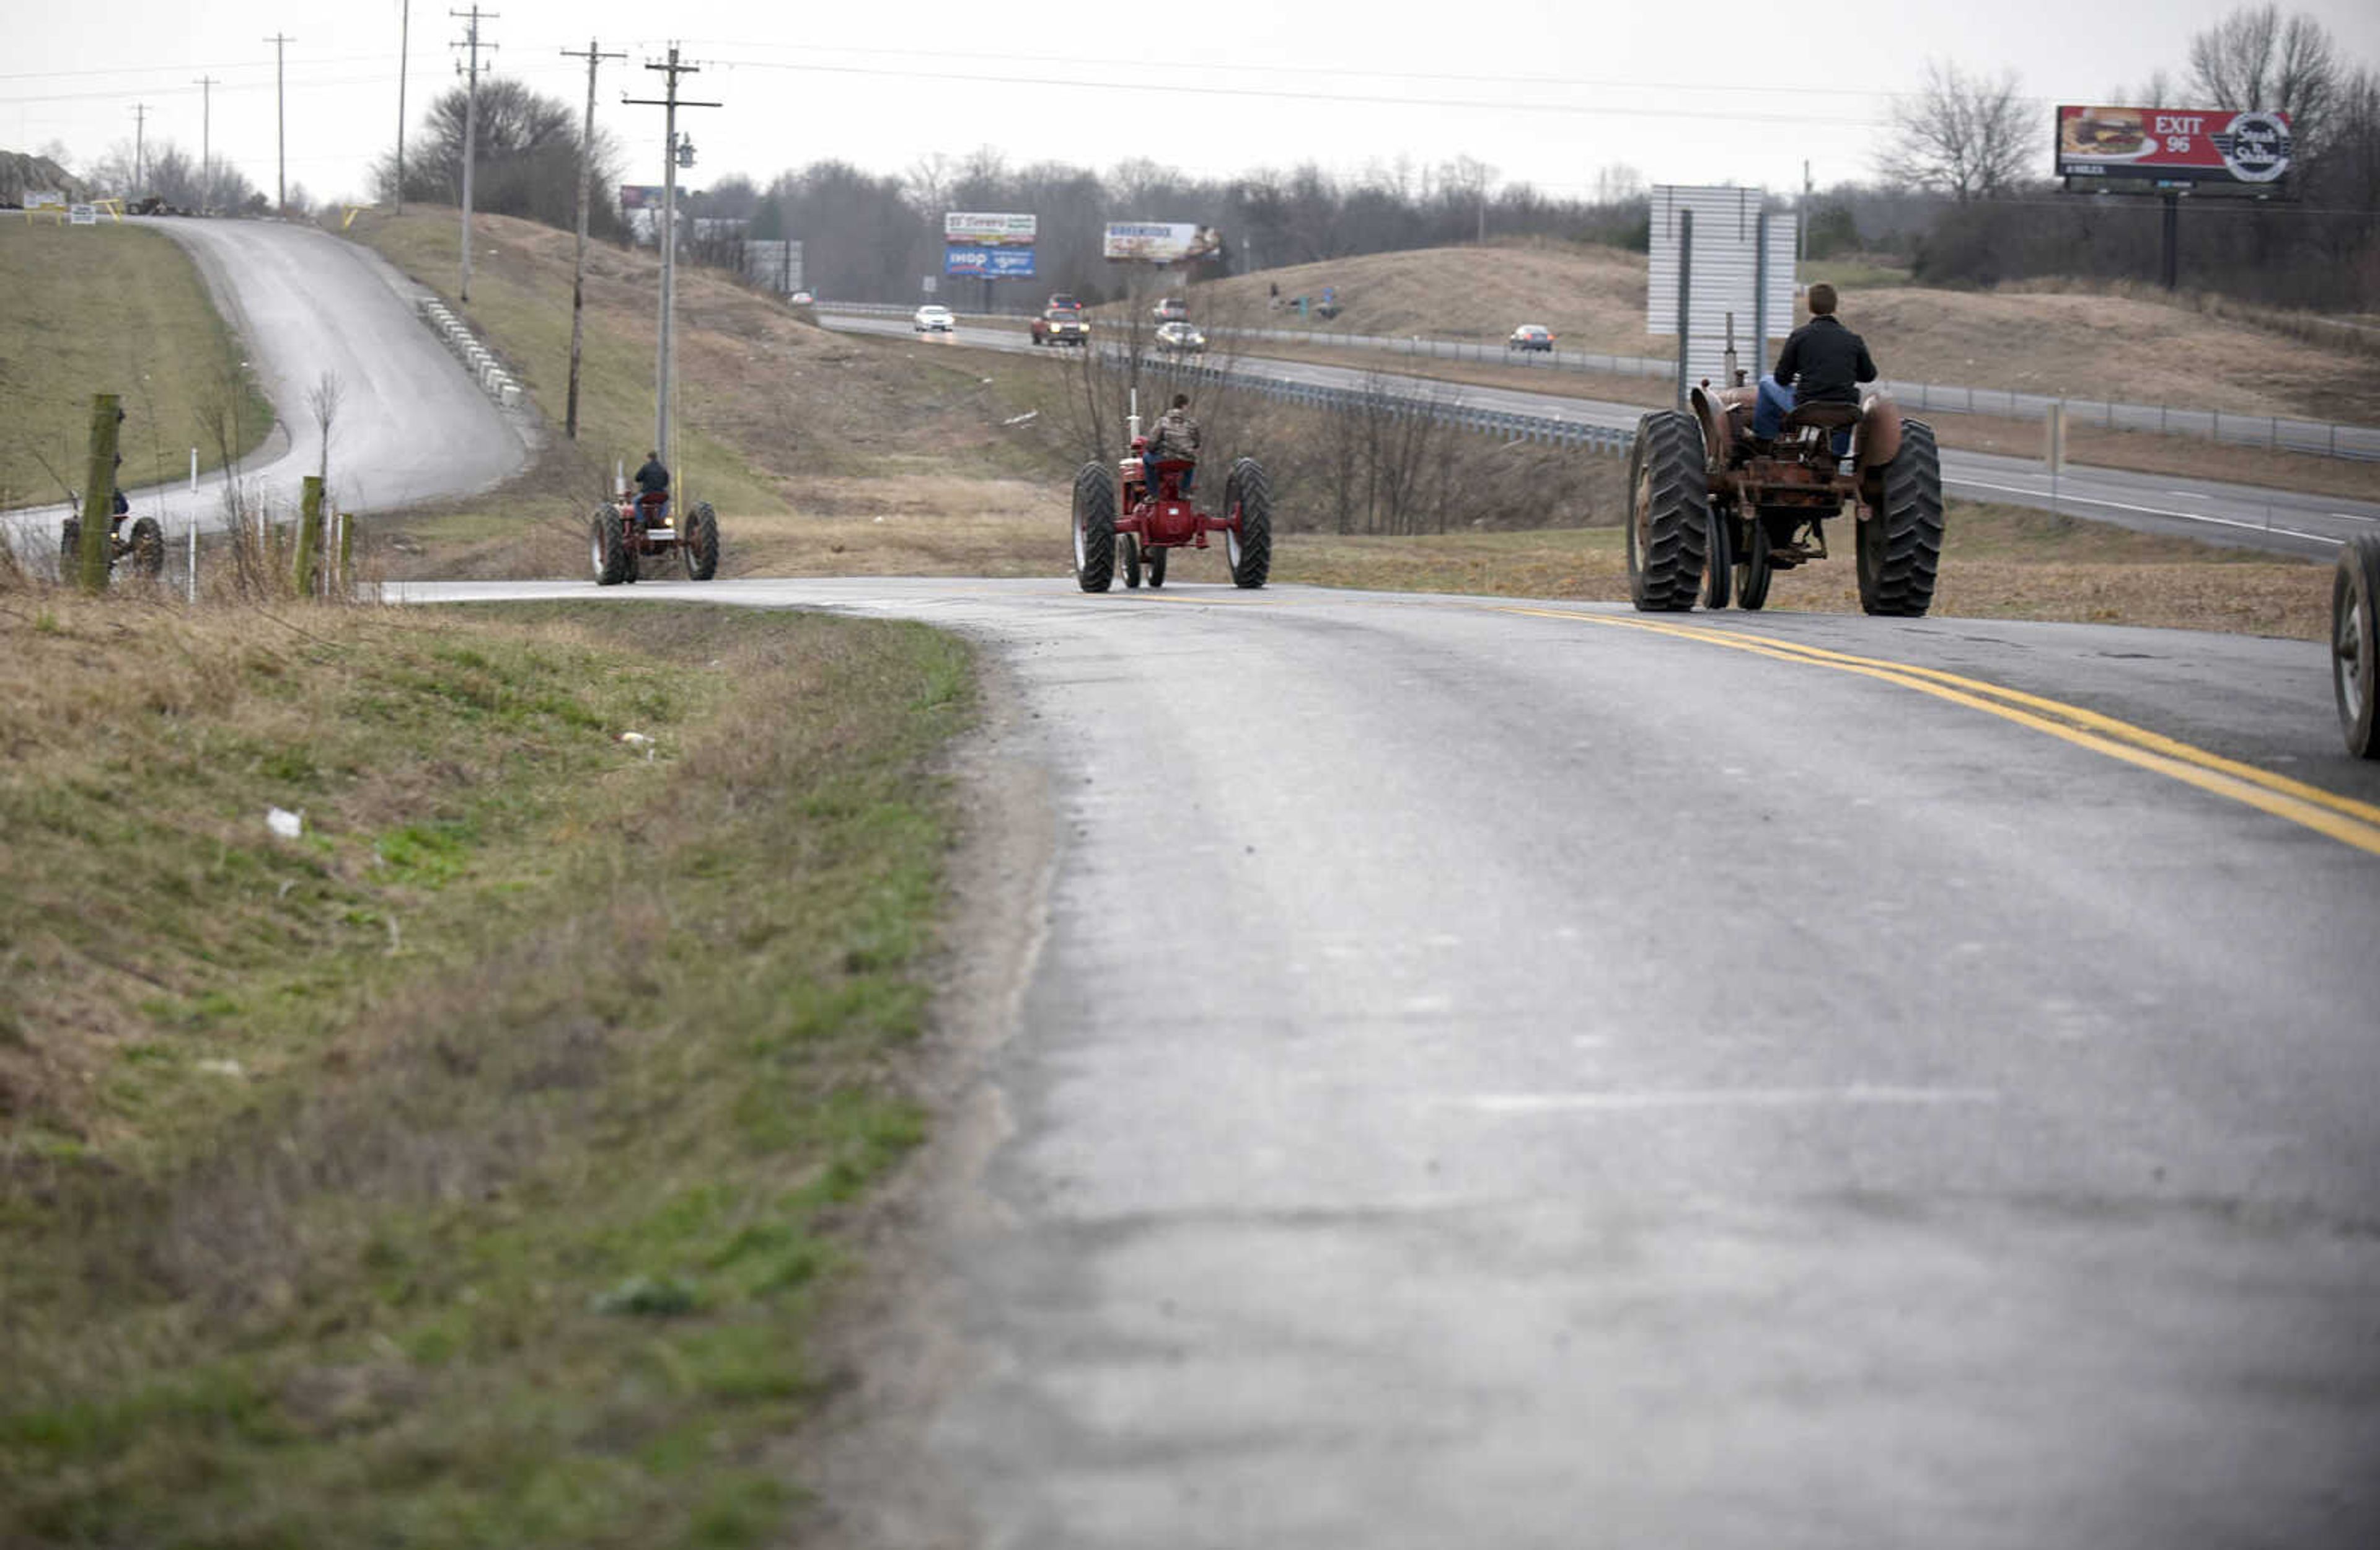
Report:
403,574,2380,1549
822,311,2380,560
4,218,526,556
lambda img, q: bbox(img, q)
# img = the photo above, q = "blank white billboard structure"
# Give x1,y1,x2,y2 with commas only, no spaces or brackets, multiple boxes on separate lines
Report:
1646,185,1799,392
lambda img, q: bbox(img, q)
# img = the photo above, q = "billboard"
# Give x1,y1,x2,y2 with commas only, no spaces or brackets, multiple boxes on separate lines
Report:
1646,185,1799,389
25,190,66,209
946,245,1036,278
2056,106,2293,183
945,211,1036,246
1103,222,1223,264
619,184,666,211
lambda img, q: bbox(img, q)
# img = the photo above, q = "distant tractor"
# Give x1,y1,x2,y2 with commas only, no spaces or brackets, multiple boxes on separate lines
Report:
1626,385,1944,616
2335,532,2379,759
1070,400,1271,592
589,486,719,585
59,492,165,583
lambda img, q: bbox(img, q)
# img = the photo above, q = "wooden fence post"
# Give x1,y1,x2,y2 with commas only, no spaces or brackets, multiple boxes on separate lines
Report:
78,394,121,594
296,475,323,597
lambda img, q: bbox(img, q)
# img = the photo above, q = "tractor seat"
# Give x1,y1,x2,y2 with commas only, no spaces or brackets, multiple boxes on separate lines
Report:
1146,456,1197,477
1782,402,1862,432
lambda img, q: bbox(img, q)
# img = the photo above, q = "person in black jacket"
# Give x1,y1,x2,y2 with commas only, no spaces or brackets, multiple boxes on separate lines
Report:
1754,283,1876,454
632,450,669,526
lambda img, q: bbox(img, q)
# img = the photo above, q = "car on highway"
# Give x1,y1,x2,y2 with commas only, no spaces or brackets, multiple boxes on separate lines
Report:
1033,307,1091,347
914,304,956,333
1152,296,1189,323
1154,320,1206,354
1507,324,1555,353
1047,293,1082,313
789,290,815,306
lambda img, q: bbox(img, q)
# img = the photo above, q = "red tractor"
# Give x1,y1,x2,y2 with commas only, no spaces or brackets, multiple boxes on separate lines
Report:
1070,441,1272,592
1626,385,1944,615
589,488,719,586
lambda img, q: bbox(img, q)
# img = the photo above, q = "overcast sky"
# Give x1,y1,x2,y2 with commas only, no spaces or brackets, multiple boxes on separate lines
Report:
14,1,2380,208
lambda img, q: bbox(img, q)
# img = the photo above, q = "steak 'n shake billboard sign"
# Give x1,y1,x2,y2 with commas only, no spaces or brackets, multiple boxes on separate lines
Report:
2056,106,2293,183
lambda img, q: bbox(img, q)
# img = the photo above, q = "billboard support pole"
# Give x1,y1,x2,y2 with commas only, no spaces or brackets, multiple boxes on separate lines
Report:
2160,190,2180,291
1674,209,1693,409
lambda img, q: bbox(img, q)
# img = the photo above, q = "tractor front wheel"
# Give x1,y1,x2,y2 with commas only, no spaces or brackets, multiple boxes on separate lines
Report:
130,517,166,579
1703,509,1734,610
1121,533,1142,588
2335,532,2380,759
1147,545,1168,588
1858,418,1944,617
1737,520,1774,610
591,506,629,586
682,501,720,580
1073,462,1116,592
1224,458,1272,588
1626,410,1709,612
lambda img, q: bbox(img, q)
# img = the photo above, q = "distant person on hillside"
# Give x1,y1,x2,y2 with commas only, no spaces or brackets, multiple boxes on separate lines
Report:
633,450,670,525
1143,394,1201,496
1754,282,1876,457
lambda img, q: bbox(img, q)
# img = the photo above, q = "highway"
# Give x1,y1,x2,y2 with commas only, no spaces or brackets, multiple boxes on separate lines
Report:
403,574,2380,1549
2,218,527,558
822,310,2380,560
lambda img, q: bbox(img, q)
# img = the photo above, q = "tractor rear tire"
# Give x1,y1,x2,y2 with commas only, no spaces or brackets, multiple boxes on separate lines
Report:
1626,410,1709,612
59,517,81,577
1224,458,1272,589
1147,546,1168,588
1858,418,1944,617
1121,533,1142,588
2335,532,2380,759
1737,520,1774,610
1073,462,1116,592
1703,510,1733,610
591,506,629,586
682,501,720,580
130,517,166,579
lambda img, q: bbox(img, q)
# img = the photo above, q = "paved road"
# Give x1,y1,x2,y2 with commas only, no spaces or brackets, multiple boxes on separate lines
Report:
4,219,527,559
402,575,2380,1548
824,312,2380,560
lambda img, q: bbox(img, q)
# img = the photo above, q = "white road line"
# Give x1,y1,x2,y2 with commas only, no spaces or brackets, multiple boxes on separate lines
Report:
1952,478,2340,544
1452,1087,2003,1114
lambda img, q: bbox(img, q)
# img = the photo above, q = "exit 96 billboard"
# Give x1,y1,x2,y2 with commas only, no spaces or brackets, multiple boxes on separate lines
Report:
2056,106,2293,183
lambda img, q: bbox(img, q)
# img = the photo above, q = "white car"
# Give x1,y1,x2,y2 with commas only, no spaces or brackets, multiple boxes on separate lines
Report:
913,304,956,333
789,290,815,306
1154,320,1206,354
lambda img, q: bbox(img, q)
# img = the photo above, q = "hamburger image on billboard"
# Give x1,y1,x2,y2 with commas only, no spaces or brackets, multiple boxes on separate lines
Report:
2055,105,2293,182
1102,222,1224,263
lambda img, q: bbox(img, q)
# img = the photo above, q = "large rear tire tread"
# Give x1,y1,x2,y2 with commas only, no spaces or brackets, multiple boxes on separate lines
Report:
2335,532,2380,760
1859,419,1944,617
591,507,628,586
684,501,720,581
1073,462,1116,592
60,517,82,580
1225,457,1271,588
130,517,166,579
1626,410,1709,612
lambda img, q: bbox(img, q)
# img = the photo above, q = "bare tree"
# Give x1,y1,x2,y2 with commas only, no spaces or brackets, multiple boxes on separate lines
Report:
2188,4,2341,149
1877,60,2036,201
307,371,343,488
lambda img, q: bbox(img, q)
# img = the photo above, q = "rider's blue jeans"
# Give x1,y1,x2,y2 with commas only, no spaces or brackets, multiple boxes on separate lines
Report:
1754,376,1852,456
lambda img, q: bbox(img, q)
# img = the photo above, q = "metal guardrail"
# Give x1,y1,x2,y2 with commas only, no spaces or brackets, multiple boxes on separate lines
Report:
814,306,2380,462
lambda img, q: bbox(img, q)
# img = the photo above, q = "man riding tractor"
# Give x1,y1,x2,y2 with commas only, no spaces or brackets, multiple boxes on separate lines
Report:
1755,282,1875,459
1142,394,1200,497
632,449,670,530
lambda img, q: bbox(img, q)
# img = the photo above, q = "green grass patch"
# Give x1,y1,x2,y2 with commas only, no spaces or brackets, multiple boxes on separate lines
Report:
0,597,973,1546
0,219,276,510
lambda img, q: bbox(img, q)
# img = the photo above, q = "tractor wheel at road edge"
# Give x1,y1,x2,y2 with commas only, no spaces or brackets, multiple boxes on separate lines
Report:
1121,533,1142,588
1858,418,1944,617
1225,457,1272,588
59,517,80,578
1703,509,1734,610
2335,532,2380,759
1073,462,1116,592
1147,545,1168,588
591,506,629,586
1626,410,1709,612
682,501,720,580
1737,519,1774,610
130,517,166,579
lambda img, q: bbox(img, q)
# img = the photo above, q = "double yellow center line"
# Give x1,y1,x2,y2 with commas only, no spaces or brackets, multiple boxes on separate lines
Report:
1494,607,2380,860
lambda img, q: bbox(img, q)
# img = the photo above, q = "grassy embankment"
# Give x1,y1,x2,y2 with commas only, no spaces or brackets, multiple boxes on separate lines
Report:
0,595,971,1546
0,219,275,511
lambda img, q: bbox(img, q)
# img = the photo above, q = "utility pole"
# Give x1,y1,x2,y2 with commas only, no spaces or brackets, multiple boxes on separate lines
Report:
451,6,497,302
193,76,217,208
562,38,625,441
624,44,720,467
395,1,410,215
131,103,148,200
264,33,293,216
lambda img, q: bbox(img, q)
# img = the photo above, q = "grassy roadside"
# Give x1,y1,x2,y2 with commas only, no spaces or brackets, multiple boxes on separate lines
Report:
0,220,276,511
1,594,971,1546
